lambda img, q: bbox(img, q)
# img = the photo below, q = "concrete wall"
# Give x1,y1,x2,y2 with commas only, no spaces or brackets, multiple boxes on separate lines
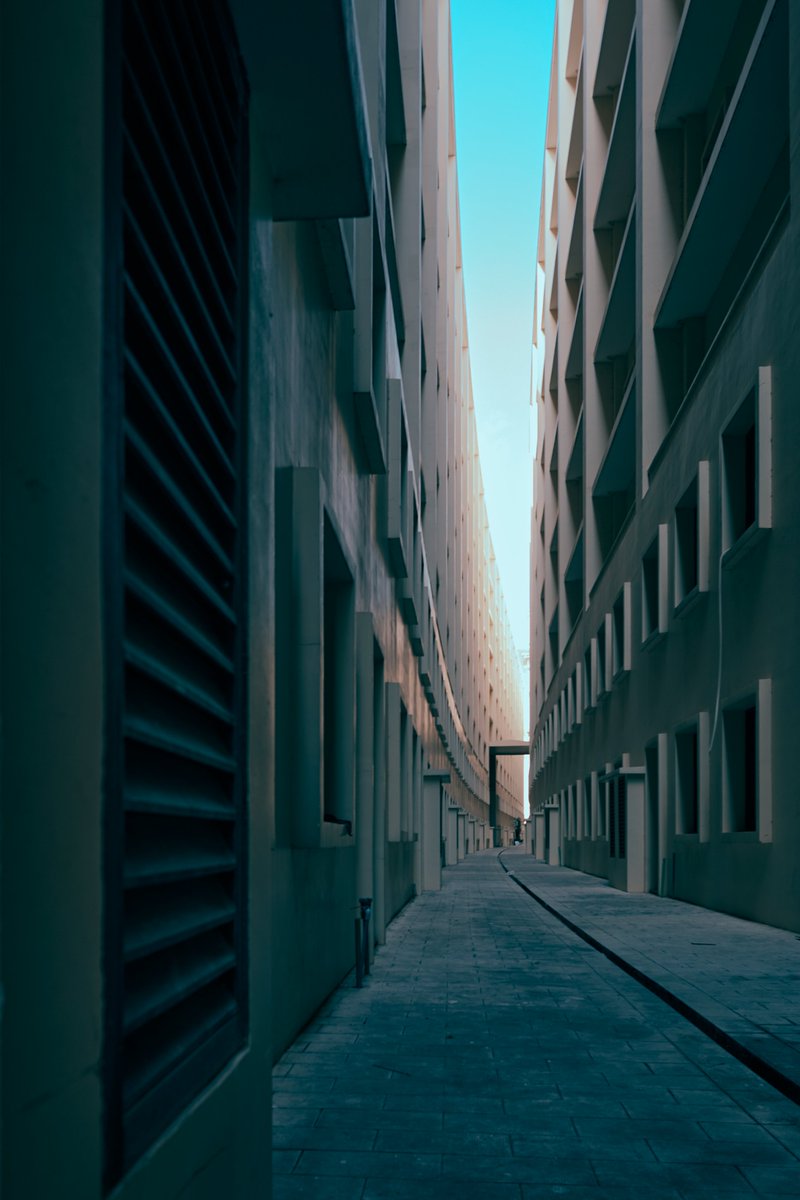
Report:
0,0,525,1194
531,0,800,934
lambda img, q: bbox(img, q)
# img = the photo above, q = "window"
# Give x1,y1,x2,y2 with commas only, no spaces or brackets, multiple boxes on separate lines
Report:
583,774,592,839
642,524,668,643
386,378,410,577
722,368,772,558
597,770,607,838
608,773,626,860
675,725,699,834
722,698,757,833
323,516,356,832
722,681,771,840
584,642,594,710
674,464,709,609
106,0,248,1180
353,213,388,472
612,583,631,679
596,620,608,698
674,479,699,602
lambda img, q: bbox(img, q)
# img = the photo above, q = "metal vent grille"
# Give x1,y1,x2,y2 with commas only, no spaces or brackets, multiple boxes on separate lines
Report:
107,0,247,1178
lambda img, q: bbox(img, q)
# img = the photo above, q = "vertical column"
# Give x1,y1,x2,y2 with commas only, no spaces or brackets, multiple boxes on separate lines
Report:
356,614,375,903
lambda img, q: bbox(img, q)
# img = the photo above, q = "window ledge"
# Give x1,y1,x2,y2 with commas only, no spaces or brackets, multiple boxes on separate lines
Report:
673,585,705,620
720,830,759,844
722,523,769,570
641,628,666,653
322,821,355,849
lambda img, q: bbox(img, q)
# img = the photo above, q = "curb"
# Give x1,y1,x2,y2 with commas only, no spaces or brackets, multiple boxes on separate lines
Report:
498,851,800,1110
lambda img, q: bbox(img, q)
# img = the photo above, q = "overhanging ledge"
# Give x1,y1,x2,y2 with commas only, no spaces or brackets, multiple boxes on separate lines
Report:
231,0,372,220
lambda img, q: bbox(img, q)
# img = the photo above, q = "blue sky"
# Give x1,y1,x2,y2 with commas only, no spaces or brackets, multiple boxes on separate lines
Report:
451,1,555,729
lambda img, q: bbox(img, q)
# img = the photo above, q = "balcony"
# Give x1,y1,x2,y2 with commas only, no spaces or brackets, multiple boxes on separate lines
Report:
566,55,584,191
565,164,584,283
657,0,752,131
593,0,635,97
548,328,559,399
565,282,584,382
232,0,371,220
594,27,635,230
548,238,560,317
566,412,584,483
595,202,635,362
593,372,635,502
655,0,788,330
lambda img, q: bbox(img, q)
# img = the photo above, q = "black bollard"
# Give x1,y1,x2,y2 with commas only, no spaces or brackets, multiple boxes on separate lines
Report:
359,897,372,977
354,916,364,988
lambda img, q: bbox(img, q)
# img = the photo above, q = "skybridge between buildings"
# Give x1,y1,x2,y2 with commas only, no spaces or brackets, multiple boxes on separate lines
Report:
489,740,529,846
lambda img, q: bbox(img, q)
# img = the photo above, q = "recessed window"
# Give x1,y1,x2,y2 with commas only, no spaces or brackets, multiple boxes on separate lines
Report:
323,517,355,831
596,621,607,698
674,465,709,609
642,524,668,642
722,697,757,833
584,643,594,710
674,478,698,602
612,583,631,679
583,774,592,838
608,773,626,860
675,724,698,835
722,369,772,557
597,771,607,839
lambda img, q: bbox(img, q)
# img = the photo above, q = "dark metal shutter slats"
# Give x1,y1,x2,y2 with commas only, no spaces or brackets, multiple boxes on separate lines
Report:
108,0,247,1177
123,932,237,1034
124,353,236,532
123,115,234,331
124,422,234,572
124,204,236,413
124,495,236,622
124,280,235,477
123,989,239,1114
124,2,237,267
124,882,237,961
124,571,234,674
125,644,234,726
123,142,236,368
144,0,237,192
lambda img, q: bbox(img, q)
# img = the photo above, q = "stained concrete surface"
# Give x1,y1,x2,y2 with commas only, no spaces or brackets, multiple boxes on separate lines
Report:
273,850,800,1198
503,849,800,1102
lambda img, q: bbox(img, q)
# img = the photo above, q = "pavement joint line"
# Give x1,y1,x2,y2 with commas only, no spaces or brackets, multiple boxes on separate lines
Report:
497,850,800,1112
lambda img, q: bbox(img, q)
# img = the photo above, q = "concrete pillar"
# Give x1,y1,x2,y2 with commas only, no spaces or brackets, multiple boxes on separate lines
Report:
546,804,560,865
355,614,375,906
373,661,387,944
534,812,546,861
457,811,466,861
421,775,444,891
445,804,458,866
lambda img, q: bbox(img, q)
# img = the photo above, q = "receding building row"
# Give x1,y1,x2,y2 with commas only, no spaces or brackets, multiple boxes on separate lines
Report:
1,0,523,1195
529,0,799,932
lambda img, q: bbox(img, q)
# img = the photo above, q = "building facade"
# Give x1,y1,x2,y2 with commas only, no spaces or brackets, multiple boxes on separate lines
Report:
0,0,523,1196
530,0,799,933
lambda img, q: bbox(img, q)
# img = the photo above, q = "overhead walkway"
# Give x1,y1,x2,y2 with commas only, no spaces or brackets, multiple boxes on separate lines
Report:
273,850,800,1198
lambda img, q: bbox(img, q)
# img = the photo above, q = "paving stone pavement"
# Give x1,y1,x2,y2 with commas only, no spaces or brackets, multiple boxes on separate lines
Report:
502,849,800,1103
272,850,800,1199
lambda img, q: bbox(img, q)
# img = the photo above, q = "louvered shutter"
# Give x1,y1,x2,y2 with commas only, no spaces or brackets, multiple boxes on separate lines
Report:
106,0,248,1179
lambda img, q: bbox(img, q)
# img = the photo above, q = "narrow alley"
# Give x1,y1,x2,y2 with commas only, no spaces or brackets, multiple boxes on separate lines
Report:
274,851,800,1199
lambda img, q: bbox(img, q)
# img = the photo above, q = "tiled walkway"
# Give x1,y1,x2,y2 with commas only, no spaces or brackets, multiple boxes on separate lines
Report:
273,850,800,1199
503,850,800,1104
